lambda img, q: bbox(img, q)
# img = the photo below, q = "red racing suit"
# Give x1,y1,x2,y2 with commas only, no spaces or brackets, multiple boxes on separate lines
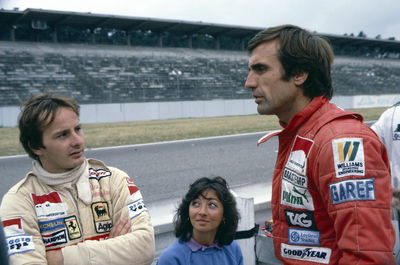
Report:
258,96,395,264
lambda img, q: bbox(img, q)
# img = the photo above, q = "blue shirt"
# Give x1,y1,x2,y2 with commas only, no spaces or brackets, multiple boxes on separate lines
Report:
157,239,243,265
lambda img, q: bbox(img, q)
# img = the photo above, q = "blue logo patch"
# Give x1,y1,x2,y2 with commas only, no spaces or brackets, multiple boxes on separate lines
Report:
329,178,375,204
39,218,65,233
288,228,320,246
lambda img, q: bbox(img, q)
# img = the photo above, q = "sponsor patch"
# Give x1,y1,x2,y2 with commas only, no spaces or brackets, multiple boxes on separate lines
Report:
31,192,68,219
91,202,113,233
89,168,111,180
65,216,81,240
39,218,65,233
394,124,400,140
127,198,147,219
283,168,308,188
332,138,365,178
288,228,320,246
285,210,317,230
42,229,68,248
3,218,24,236
281,243,331,264
329,178,375,204
6,234,35,255
281,179,314,210
286,136,314,175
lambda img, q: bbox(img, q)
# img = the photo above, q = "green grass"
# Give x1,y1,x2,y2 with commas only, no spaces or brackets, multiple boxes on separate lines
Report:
0,107,387,157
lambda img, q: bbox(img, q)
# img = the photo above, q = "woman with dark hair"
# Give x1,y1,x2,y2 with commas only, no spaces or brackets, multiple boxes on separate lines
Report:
157,176,243,265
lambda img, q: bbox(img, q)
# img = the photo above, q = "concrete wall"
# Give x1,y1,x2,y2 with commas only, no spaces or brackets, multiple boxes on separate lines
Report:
1,94,399,127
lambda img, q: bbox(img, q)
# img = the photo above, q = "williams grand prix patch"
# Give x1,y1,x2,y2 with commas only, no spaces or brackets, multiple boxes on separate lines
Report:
329,178,375,204
332,138,365,178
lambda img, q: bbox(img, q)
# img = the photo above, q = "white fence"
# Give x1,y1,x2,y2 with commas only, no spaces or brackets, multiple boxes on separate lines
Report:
1,94,399,127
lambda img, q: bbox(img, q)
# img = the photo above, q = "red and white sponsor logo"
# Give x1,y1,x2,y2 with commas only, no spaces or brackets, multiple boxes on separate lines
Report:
2,218,24,236
31,192,67,219
126,177,135,185
286,136,314,175
89,168,111,180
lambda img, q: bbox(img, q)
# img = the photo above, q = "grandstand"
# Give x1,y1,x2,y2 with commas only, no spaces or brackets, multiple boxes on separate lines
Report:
0,8,400,106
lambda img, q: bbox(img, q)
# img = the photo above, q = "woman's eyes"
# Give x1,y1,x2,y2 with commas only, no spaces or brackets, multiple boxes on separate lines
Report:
209,202,218,209
191,201,200,207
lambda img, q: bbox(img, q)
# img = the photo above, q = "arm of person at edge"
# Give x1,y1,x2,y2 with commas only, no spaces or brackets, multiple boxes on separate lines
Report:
60,167,155,265
315,127,395,264
46,217,132,265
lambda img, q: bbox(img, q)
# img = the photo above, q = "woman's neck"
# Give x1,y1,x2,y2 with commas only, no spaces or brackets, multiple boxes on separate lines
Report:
191,230,216,246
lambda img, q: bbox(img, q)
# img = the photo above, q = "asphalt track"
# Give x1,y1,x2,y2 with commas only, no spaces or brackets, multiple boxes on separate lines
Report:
0,132,279,203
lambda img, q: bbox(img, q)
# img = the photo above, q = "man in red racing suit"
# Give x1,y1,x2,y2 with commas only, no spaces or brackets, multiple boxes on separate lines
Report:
245,25,395,264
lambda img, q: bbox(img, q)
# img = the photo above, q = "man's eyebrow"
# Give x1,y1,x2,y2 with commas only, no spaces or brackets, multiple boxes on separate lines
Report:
249,63,268,70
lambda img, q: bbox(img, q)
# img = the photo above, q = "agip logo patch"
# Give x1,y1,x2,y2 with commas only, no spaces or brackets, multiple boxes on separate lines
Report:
332,138,365,178
91,202,113,233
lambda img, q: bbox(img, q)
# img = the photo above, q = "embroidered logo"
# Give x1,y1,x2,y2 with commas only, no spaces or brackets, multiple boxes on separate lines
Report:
281,243,331,264
285,210,317,230
31,192,68,219
65,216,82,240
281,180,314,210
89,168,111,180
288,228,320,246
286,136,314,175
329,178,375,204
127,198,147,219
332,138,365,178
91,202,113,233
394,124,400,140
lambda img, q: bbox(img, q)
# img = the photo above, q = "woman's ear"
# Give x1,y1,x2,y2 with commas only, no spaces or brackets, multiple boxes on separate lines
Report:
293,71,309,86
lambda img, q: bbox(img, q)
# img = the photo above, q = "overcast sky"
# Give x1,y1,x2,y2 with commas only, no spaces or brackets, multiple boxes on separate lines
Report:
1,0,399,40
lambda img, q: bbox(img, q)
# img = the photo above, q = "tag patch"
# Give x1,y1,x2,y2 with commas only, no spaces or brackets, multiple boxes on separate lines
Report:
91,202,113,233
6,234,35,255
31,192,67,219
283,168,308,188
281,243,331,264
285,210,317,230
329,178,375,204
332,138,365,178
288,228,320,246
65,216,81,240
127,198,147,219
281,179,314,210
42,229,68,248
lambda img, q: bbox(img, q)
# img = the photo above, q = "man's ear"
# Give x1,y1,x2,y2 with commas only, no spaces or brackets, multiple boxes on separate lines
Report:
30,143,43,157
293,71,308,86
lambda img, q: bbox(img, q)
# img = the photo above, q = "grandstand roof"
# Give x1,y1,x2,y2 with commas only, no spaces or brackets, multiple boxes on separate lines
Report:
1,8,400,52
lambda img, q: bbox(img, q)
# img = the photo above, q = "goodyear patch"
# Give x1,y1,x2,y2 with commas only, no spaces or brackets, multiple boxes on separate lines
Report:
127,198,147,219
286,136,314,175
281,179,314,210
91,202,113,233
281,243,331,264
42,229,68,248
285,209,317,230
332,138,365,178
329,178,375,205
65,216,81,240
39,218,65,233
31,192,67,220
288,228,320,246
6,234,35,255
89,168,111,180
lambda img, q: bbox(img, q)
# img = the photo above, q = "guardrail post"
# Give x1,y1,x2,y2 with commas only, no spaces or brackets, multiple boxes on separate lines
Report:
235,196,256,265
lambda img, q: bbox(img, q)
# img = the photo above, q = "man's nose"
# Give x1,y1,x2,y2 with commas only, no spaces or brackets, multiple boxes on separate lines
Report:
245,72,256,90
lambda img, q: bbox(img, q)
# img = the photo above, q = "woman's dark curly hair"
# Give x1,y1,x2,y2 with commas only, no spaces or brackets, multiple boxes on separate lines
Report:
174,176,239,246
